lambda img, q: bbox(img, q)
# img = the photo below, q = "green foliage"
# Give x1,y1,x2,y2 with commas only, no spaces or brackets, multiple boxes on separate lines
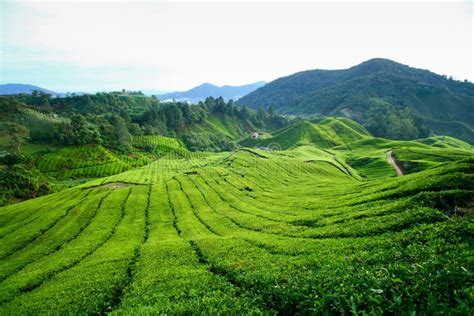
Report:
364,101,429,140
0,141,472,314
34,145,153,180
183,131,236,152
240,117,370,149
56,113,101,146
0,164,51,205
1,93,287,154
0,122,28,155
1,82,473,314
238,58,474,143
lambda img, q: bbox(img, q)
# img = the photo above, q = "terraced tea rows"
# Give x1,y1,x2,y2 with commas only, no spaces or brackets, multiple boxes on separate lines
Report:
0,145,473,314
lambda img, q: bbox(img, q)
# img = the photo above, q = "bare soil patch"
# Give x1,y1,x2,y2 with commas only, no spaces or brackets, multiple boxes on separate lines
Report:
94,182,132,189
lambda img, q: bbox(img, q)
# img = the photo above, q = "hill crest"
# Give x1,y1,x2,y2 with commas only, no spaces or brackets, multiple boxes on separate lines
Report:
237,58,474,143
158,81,266,103
0,84,57,96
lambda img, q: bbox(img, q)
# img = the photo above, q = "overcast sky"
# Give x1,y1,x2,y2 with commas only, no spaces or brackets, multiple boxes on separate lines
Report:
1,0,472,92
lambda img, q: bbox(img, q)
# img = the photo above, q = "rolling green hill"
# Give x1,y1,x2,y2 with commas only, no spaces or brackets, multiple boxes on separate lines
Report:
0,141,472,314
240,117,371,149
238,58,474,143
1,90,473,314
0,93,289,204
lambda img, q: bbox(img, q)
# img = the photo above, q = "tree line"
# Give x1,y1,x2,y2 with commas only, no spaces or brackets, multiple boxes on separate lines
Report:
1,92,287,153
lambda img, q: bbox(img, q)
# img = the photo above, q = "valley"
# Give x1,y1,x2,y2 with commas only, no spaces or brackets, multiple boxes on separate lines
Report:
0,60,473,314
2,0,473,313
0,111,473,313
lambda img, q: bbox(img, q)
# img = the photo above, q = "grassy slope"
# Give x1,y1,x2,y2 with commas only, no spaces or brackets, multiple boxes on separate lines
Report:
422,117,474,144
25,136,188,184
237,58,474,143
0,138,472,314
331,138,471,181
187,114,258,142
240,117,371,149
241,118,473,180
204,116,247,139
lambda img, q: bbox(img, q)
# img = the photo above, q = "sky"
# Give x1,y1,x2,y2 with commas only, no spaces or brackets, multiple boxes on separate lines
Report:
0,0,473,92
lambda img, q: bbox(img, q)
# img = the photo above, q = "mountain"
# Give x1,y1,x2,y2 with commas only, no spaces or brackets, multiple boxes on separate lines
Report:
141,89,175,96
158,81,266,103
0,83,58,95
1,88,474,313
238,58,474,143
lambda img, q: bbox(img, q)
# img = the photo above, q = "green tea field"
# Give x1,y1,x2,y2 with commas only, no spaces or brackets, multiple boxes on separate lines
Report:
0,138,473,314
2,3,474,314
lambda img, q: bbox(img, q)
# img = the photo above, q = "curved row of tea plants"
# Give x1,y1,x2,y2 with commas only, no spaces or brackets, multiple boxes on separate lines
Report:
0,143,472,314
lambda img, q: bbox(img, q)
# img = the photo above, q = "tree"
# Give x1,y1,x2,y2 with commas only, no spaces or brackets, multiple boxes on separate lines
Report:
268,105,276,117
82,95,96,113
0,164,51,205
239,106,252,120
129,123,143,136
164,103,184,134
0,97,23,117
204,97,216,111
31,90,53,112
257,106,266,120
56,113,101,145
112,115,132,150
39,97,53,113
214,97,226,113
3,123,29,156
365,103,424,140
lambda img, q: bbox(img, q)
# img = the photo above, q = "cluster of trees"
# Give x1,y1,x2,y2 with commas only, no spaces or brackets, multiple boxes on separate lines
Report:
0,155,51,205
1,93,287,153
113,89,145,96
183,132,236,152
137,96,287,151
1,123,29,156
364,101,429,140
238,59,474,144
138,97,283,135
16,91,154,115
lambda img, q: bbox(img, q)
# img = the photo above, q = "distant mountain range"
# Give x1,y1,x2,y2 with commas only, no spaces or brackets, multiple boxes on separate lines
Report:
238,58,474,143
158,81,266,103
0,84,58,96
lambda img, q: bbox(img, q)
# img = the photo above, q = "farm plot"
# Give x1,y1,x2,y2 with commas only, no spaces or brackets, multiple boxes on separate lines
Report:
0,145,473,314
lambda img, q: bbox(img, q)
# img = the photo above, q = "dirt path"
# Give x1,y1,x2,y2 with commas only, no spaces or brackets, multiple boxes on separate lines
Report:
387,150,404,176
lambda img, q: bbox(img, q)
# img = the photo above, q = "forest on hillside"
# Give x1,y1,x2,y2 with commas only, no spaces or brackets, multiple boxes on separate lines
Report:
0,92,288,205
1,92,287,151
239,59,474,143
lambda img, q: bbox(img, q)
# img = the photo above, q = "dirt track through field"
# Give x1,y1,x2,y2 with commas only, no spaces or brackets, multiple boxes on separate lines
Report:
387,150,403,176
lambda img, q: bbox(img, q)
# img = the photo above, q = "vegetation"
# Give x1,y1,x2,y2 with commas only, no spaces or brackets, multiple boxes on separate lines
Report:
238,58,474,143
0,138,472,314
0,93,287,204
240,117,371,149
1,93,286,152
0,84,473,314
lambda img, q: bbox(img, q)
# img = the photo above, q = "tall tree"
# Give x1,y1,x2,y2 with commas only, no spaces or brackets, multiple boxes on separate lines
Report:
3,123,29,156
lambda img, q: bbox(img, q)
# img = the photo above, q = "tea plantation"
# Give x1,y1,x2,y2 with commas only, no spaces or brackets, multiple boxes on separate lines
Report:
0,135,473,314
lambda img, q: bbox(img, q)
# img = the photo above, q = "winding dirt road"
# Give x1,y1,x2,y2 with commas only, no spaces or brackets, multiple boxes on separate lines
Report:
387,150,404,176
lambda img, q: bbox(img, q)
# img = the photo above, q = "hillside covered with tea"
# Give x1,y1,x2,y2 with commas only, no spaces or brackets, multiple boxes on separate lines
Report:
0,100,473,313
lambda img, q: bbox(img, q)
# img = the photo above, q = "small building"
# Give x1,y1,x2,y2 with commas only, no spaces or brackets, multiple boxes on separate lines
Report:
251,132,259,140
51,113,58,119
